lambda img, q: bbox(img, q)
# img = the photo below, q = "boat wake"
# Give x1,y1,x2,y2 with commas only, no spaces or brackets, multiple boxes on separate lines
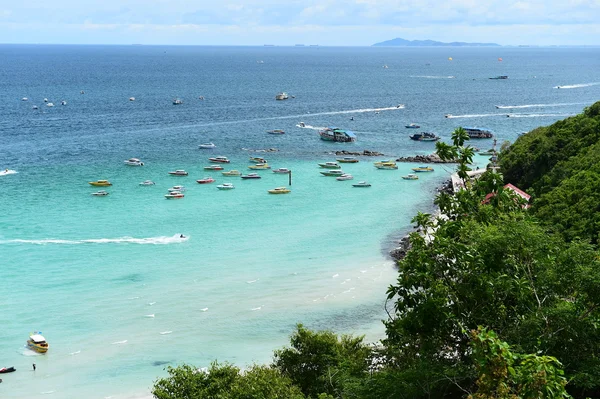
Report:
410,75,455,79
112,340,128,345
296,123,325,130
554,82,600,89
445,113,504,119
0,234,189,245
0,169,17,176
495,102,588,109
506,113,576,118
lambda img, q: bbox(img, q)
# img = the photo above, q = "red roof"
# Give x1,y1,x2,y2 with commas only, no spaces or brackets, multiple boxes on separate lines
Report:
482,184,531,208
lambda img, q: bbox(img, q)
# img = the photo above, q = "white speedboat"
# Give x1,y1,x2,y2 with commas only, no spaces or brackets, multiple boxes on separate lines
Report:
209,156,230,163
169,185,186,192
46,102,54,107
217,183,235,190
173,98,183,105
139,180,155,186
43,98,48,103
124,158,144,166
199,143,216,149
272,168,291,174
352,181,371,187
91,190,109,196
129,97,135,101
22,97,28,101
32,105,38,110
336,174,354,181
61,100,67,106
165,190,184,199
168,170,188,176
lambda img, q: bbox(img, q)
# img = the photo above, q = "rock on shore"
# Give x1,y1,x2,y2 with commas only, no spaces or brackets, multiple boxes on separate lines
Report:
395,153,457,163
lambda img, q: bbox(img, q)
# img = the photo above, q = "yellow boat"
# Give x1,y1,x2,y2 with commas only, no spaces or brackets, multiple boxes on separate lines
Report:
248,163,271,170
27,333,49,354
222,170,241,176
89,180,112,186
268,187,291,194
411,166,434,172
249,157,267,163
374,161,398,170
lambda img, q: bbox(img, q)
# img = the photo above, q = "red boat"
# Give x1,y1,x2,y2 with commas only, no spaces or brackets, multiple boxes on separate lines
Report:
197,177,215,184
0,367,16,373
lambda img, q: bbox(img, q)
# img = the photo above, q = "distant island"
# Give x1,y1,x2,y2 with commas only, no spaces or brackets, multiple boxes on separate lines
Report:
372,38,500,47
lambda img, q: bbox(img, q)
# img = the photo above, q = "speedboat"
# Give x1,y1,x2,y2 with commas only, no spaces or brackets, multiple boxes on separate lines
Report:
268,187,291,194
168,170,189,176
204,165,224,171
444,114,452,118
402,174,419,180
222,170,241,176
374,161,398,170
43,98,48,103
352,181,371,187
217,183,235,190
169,185,186,192
129,97,135,101
336,174,354,181
320,169,345,176
32,105,39,110
0,367,16,374
267,129,285,134
139,180,156,186
199,143,216,149
21,97,28,101
91,190,110,196
124,158,144,166
272,168,291,174
318,162,341,169
248,163,270,170
61,100,67,106
405,123,420,128
241,173,261,179
46,102,54,107
27,333,49,354
336,157,359,163
412,166,434,172
208,156,230,163
89,180,112,186
196,177,215,184
173,98,183,105
249,156,267,163
298,122,306,128
165,190,184,199
275,92,289,100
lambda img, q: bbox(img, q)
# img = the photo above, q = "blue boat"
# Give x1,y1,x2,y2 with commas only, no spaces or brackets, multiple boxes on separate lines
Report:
319,127,356,143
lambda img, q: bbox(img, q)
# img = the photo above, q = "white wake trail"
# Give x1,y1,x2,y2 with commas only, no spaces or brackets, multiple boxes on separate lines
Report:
554,82,600,89
495,102,589,109
0,234,189,245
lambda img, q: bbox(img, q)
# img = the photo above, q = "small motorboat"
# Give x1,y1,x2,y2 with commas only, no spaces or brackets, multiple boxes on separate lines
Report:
249,156,267,163
43,98,48,103
248,163,270,170
46,102,54,107
275,92,289,100
336,157,359,163
405,123,420,128
199,143,216,149
169,185,186,192
173,98,183,105
268,187,291,194
444,114,452,118
208,156,230,163
298,122,306,127
241,173,261,179
318,162,341,169
91,190,110,196
27,333,49,354
168,170,188,176
396,104,405,108
272,168,291,174
196,177,215,184
0,367,16,374
352,181,371,187
222,170,241,176
217,183,235,190
409,132,440,141
374,161,398,170
32,105,39,110
129,97,136,101
266,129,285,135
165,190,184,199
320,170,345,176
402,174,419,180
89,180,112,187
204,165,224,171
336,174,354,181
21,97,28,101
139,180,156,186
412,166,434,172
61,100,67,106
124,158,144,166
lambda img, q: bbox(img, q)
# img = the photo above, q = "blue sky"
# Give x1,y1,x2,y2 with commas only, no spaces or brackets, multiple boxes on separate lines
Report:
0,0,599,45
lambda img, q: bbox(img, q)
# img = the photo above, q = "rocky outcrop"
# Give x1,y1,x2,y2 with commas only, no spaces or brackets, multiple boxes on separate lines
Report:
395,153,457,163
390,235,412,261
332,150,385,156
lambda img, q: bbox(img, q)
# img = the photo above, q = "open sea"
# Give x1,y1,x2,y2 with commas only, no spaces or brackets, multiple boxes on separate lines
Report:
0,45,598,399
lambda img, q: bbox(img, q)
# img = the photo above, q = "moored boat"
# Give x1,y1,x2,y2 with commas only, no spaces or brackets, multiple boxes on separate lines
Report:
352,181,371,187
173,98,183,105
319,127,356,142
249,157,267,163
124,158,144,166
336,157,359,163
409,132,440,141
139,180,156,186
267,129,285,134
374,160,398,170
208,156,230,163
336,174,354,181
405,123,420,128
412,166,434,172
27,333,49,354
489,75,508,79
199,143,216,149
248,163,271,170
272,168,291,174
89,180,112,186
217,183,235,190
165,190,184,199
463,127,494,139
196,177,215,184
320,169,345,176
169,185,186,192
204,165,224,171
91,190,110,196
318,162,341,169
0,367,16,373
402,174,419,180
168,170,189,176
222,170,241,176
241,173,261,179
268,187,291,194
275,92,289,100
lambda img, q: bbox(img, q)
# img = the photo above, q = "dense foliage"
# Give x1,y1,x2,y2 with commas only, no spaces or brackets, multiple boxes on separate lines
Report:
153,109,600,398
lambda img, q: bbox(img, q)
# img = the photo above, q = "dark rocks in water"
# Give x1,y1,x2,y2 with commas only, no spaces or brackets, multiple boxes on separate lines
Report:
152,360,172,367
332,149,385,156
437,179,453,194
390,235,412,261
395,153,457,163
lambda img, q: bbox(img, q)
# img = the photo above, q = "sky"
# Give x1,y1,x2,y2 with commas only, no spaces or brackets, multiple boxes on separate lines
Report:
0,0,599,46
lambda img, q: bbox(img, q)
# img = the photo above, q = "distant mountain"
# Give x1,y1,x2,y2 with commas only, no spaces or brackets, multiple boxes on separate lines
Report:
372,38,500,47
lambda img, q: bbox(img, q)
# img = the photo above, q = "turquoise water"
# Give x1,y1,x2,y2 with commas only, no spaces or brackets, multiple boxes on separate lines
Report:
1,45,599,398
